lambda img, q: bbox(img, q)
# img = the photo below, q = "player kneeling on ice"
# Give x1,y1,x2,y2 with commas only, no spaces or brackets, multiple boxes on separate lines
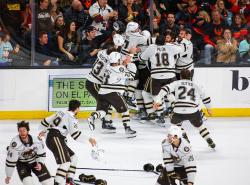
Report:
156,125,196,185
39,100,97,185
153,69,216,148
5,121,53,185
88,51,137,138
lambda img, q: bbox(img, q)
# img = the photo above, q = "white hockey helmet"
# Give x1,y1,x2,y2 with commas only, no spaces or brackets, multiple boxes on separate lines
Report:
113,34,125,47
109,52,121,64
167,125,182,138
141,30,151,40
126,22,139,33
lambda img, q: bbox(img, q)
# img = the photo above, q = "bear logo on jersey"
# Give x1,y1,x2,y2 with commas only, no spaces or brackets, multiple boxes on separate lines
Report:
22,149,36,159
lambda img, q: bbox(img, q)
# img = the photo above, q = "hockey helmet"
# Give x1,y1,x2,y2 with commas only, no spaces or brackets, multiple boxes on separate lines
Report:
109,52,121,64
156,164,163,172
143,163,155,172
113,34,125,47
126,22,139,33
167,125,182,138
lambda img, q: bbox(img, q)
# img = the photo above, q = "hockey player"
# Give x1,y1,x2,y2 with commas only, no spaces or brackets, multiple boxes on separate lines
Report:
153,69,216,148
132,30,152,119
156,125,196,185
5,121,53,185
121,21,148,57
86,34,125,133
139,33,186,124
121,22,149,108
176,29,194,80
87,51,137,138
39,100,97,185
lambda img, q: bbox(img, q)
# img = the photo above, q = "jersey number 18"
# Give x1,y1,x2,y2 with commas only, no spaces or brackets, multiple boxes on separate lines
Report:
155,52,169,67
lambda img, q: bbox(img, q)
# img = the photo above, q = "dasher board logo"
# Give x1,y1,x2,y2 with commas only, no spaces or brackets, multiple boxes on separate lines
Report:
231,70,250,91
48,74,97,111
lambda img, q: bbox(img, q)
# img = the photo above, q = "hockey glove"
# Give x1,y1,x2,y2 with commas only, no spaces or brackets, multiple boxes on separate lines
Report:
79,174,96,183
167,171,180,181
95,179,107,185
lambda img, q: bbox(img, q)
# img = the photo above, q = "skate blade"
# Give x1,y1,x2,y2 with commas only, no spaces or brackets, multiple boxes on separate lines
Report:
131,115,140,120
125,134,137,138
139,120,147,124
102,130,116,134
156,122,167,127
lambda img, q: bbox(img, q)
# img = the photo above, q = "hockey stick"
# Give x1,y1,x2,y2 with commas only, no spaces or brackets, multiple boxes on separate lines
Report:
76,167,159,175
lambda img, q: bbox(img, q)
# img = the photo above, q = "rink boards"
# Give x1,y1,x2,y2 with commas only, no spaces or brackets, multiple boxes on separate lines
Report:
0,67,249,119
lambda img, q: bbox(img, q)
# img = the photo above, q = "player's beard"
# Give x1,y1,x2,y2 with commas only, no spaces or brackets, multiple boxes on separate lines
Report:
20,134,28,141
168,137,174,144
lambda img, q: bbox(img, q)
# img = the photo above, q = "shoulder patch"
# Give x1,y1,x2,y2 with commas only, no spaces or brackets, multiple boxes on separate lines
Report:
119,67,124,72
11,142,17,148
184,146,190,152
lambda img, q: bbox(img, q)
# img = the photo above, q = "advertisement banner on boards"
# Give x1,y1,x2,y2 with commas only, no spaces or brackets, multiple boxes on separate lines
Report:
48,74,96,111
194,68,250,108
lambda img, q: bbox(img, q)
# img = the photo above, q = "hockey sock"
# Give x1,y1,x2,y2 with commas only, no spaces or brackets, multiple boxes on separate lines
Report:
198,125,211,140
135,89,144,110
67,154,77,179
156,100,164,116
127,80,139,98
55,162,70,184
122,111,130,128
92,111,106,120
104,106,112,122
142,91,155,114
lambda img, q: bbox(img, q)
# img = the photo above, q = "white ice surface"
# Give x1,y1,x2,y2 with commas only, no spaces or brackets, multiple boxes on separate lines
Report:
0,117,250,185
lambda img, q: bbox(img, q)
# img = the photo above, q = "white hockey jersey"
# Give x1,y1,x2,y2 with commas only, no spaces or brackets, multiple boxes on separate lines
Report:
176,38,194,72
98,63,136,95
132,37,154,70
89,2,113,36
139,43,185,79
161,138,196,184
121,32,148,56
87,49,109,84
40,111,88,141
154,79,211,114
5,135,46,177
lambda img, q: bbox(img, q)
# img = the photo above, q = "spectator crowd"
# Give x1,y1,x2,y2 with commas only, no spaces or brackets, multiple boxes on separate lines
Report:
0,0,250,66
